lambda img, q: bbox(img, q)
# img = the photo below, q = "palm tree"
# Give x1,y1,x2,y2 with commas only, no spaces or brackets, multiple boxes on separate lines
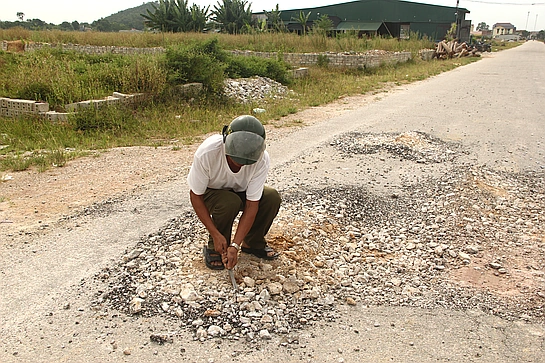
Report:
292,10,311,36
142,0,208,32
189,4,209,32
142,0,174,32
211,0,253,34
264,4,284,32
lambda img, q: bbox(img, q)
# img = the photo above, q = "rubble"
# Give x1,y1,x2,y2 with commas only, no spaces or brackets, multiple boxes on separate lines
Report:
223,76,291,104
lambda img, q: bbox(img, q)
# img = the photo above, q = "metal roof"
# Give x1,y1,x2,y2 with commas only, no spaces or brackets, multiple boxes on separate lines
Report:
270,0,468,23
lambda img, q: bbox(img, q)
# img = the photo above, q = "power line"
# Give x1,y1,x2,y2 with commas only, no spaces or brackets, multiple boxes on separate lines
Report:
462,0,545,5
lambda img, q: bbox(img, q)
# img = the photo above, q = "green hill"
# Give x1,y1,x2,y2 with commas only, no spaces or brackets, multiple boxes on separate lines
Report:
101,2,157,30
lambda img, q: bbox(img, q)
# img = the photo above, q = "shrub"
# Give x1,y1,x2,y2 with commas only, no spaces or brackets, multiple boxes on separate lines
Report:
225,55,291,84
164,38,227,94
317,54,330,68
70,104,139,134
16,82,55,103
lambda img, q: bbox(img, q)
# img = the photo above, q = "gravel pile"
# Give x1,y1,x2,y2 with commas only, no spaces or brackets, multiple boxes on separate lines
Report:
223,76,291,104
90,131,545,345
330,130,461,163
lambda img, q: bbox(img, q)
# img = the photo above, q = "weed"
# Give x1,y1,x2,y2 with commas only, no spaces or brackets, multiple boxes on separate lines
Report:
316,54,330,68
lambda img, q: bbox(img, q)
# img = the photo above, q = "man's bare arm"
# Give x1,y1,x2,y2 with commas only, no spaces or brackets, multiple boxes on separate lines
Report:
189,190,227,255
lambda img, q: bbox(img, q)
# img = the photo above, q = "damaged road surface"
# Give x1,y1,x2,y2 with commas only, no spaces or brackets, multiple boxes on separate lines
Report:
1,41,545,362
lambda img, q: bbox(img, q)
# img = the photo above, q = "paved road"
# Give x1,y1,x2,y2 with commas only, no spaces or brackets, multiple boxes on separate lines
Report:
269,41,545,173
1,41,544,362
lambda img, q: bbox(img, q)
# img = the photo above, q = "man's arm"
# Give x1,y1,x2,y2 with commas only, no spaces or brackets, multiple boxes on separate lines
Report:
189,190,228,256
226,200,259,269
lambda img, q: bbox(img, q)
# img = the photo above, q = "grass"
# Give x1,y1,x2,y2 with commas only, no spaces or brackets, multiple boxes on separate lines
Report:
0,28,435,54
0,30,512,173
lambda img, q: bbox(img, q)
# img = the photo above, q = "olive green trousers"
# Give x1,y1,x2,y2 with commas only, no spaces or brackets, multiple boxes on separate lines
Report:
202,186,281,250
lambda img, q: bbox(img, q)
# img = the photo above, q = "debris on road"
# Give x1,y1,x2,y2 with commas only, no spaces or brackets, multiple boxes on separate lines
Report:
90,131,545,344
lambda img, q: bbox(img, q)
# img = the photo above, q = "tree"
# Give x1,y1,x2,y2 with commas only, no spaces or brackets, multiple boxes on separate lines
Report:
313,14,333,34
292,10,311,36
211,0,253,34
142,0,178,32
264,4,284,32
476,22,489,31
59,21,73,31
27,18,48,30
445,22,457,40
188,4,209,32
71,21,80,31
93,18,116,32
142,0,208,32
16,12,24,21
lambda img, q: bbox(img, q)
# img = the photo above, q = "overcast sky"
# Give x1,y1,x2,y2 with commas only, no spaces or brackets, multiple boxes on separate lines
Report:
2,0,544,31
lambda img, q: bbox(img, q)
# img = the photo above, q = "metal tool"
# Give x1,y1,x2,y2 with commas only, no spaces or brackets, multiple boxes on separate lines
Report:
228,269,238,292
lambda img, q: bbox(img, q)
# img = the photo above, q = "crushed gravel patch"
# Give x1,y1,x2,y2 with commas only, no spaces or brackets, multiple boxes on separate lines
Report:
88,131,545,344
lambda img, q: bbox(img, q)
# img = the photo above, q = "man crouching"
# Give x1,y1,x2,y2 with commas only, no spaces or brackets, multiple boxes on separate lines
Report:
187,115,281,270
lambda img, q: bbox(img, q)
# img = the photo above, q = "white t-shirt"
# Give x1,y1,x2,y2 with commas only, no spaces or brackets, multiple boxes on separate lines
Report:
187,134,270,201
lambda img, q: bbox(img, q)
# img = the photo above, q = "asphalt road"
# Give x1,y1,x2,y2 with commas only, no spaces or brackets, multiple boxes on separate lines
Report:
1,41,544,363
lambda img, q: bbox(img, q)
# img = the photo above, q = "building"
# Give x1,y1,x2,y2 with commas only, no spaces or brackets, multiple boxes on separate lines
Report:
492,23,520,41
254,0,471,42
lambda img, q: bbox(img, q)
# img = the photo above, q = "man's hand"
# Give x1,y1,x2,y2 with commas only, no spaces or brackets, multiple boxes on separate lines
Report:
225,246,239,270
212,234,228,256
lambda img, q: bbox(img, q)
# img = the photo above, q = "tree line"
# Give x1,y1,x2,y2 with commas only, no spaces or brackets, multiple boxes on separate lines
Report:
142,0,328,35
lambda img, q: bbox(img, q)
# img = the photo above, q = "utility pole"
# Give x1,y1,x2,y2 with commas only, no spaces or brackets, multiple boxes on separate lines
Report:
455,0,461,40
526,11,530,30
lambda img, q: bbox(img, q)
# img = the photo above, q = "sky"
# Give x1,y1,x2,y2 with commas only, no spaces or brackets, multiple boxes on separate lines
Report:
1,0,544,31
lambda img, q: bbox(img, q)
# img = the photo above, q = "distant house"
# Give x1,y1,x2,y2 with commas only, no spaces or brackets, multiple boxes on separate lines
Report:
493,23,519,40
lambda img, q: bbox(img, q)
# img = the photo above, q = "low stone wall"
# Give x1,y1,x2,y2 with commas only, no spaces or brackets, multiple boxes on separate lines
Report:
10,41,418,69
2,41,438,68
22,42,164,55
231,49,412,69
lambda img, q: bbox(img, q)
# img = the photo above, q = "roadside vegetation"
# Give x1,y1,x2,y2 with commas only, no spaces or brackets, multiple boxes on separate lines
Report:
0,26,520,173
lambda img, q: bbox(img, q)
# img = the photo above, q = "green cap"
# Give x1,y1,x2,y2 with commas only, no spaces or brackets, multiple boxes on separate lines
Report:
222,115,266,165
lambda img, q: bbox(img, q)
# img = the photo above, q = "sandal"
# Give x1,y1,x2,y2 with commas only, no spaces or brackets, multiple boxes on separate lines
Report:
241,246,279,260
203,246,225,270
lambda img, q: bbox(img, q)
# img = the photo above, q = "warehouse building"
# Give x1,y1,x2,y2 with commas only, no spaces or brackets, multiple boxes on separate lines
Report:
254,0,471,42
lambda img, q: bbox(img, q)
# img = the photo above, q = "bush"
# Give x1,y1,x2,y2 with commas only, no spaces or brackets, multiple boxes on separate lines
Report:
164,38,227,94
16,82,55,103
317,54,330,68
225,55,291,84
70,104,139,134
